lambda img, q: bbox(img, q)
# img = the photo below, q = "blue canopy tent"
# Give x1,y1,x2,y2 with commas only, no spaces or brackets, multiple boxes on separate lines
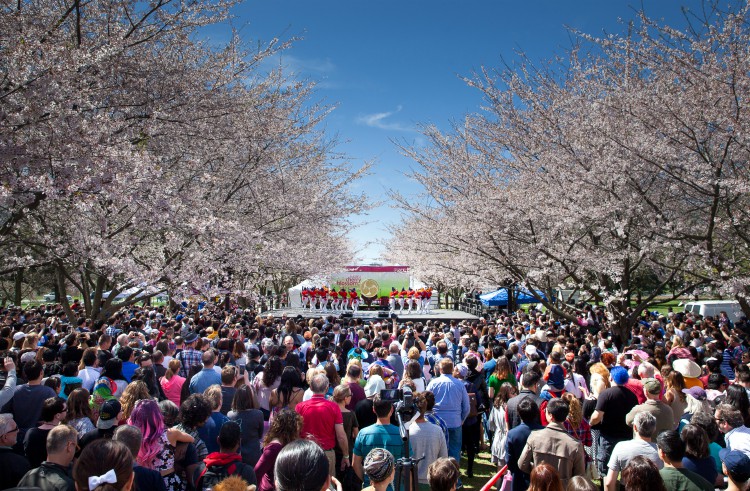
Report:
479,288,546,307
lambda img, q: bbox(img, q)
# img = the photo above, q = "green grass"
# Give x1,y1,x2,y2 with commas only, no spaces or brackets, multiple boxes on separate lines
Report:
460,446,501,491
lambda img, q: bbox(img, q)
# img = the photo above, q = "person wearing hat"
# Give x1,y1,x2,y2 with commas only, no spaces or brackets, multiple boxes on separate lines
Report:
79,399,122,450
539,363,566,426
625,378,674,436
722,449,750,491
176,331,202,378
589,366,639,479
362,448,395,491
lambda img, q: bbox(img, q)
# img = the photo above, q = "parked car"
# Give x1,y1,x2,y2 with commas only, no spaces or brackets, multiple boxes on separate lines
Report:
43,292,73,302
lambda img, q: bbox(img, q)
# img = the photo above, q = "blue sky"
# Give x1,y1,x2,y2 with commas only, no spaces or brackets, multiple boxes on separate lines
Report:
211,1,700,264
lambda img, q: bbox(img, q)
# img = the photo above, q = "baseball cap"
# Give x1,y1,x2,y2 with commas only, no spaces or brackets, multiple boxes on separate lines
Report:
721,449,750,482
12,332,26,341
643,378,661,394
456,363,469,379
97,399,122,429
682,386,707,400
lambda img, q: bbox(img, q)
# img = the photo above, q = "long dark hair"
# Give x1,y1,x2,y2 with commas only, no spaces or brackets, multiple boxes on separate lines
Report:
262,356,283,387
101,358,124,381
277,366,301,408
621,456,667,491
725,384,750,426
274,439,329,491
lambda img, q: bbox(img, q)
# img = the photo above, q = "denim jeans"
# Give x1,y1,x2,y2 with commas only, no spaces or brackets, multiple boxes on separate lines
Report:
448,426,463,486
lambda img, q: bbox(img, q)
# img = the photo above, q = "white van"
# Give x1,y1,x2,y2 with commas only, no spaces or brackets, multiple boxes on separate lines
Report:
682,300,744,323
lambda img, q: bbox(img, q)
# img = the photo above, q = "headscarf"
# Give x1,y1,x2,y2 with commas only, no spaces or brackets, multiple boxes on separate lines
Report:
364,448,395,483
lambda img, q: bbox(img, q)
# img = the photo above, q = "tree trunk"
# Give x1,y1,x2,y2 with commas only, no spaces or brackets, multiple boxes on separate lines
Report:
13,268,23,306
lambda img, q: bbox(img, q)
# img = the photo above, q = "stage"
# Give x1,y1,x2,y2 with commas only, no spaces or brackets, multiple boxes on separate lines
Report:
260,307,480,323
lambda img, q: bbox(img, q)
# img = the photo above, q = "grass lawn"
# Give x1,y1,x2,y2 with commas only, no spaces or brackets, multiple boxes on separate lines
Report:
459,448,501,491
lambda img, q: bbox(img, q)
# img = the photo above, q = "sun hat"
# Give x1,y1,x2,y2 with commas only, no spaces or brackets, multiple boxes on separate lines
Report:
673,358,702,378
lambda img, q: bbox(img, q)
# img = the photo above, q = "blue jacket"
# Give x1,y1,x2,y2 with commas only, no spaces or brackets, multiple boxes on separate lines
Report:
505,422,543,491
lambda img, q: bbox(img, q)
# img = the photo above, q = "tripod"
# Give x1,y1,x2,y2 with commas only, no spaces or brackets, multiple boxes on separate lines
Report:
393,409,424,491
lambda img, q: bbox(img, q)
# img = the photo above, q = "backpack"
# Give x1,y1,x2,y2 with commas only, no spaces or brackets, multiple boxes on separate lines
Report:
468,392,478,418
197,462,237,491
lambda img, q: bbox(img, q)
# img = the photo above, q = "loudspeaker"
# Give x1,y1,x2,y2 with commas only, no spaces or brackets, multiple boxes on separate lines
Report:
377,311,388,318
341,312,353,318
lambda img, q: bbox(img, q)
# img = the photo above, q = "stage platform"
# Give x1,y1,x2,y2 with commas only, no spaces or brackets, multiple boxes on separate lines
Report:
260,307,480,323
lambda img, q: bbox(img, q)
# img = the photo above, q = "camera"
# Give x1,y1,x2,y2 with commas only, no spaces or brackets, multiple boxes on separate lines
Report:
380,386,417,420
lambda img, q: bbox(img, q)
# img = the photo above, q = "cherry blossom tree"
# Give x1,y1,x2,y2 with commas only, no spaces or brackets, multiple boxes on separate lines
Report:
0,0,366,319
391,1,750,342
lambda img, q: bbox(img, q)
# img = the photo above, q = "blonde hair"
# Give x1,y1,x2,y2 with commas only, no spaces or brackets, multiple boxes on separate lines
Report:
203,384,223,410
408,347,420,360
563,392,582,429
165,359,181,381
120,381,150,421
332,385,351,403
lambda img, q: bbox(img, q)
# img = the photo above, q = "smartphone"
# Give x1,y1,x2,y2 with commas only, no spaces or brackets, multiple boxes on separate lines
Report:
624,353,632,360
239,366,245,375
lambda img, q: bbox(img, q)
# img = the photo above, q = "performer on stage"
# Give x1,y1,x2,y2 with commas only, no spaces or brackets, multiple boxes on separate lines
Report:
415,288,423,314
425,287,433,313
398,288,407,314
406,288,415,314
329,288,339,312
388,287,397,315
320,287,329,312
337,287,347,311
313,287,323,311
301,287,310,310
350,288,359,312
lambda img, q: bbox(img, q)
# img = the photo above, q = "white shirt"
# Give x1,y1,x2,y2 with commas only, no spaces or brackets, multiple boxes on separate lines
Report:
726,426,750,457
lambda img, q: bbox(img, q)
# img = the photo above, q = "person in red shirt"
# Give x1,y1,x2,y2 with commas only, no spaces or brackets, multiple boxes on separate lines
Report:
425,287,433,313
350,289,359,312
295,373,349,477
321,288,329,313
388,288,397,315
329,289,339,313
301,288,309,310
398,288,407,314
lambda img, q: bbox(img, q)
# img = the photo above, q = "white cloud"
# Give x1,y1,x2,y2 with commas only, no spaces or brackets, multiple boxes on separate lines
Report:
356,105,414,132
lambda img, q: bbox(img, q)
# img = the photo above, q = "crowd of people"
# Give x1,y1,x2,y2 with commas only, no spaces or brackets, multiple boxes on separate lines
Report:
0,299,749,491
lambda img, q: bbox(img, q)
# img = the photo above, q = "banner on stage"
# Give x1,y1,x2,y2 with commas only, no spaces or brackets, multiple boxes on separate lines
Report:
330,266,409,298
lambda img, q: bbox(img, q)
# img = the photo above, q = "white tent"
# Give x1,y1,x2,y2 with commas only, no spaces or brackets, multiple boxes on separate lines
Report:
287,279,317,309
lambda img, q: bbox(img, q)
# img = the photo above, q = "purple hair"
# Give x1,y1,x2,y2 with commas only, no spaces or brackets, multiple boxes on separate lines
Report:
127,398,165,469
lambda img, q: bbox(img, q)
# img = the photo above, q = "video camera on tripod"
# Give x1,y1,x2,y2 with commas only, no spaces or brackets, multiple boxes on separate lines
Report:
379,387,422,491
